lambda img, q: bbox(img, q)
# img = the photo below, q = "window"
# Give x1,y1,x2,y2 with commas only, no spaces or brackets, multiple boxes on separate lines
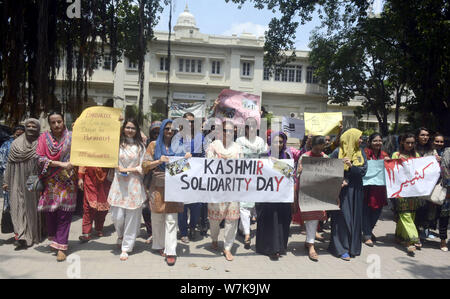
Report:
263,68,270,80
160,57,169,71
307,66,318,84
103,54,111,70
288,66,296,82
179,59,184,72
178,58,203,73
295,66,302,82
242,62,251,76
128,58,137,69
212,61,221,75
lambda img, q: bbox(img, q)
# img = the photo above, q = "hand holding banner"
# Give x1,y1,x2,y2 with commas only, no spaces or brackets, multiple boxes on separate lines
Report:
70,106,121,168
304,112,342,136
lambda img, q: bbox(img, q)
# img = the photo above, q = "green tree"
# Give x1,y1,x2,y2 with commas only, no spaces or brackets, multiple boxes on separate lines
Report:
309,16,410,136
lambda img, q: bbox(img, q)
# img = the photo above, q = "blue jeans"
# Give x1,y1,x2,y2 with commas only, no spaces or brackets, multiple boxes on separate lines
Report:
178,203,201,237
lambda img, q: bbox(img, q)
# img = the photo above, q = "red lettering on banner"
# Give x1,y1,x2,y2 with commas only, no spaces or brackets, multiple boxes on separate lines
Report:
244,178,252,191
274,176,284,192
257,161,263,175
390,162,434,198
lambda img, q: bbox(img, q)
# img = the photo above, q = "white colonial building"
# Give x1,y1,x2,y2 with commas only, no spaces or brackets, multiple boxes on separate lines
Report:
51,4,404,134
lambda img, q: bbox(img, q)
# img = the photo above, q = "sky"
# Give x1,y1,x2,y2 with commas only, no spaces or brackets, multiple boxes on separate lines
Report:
154,0,384,51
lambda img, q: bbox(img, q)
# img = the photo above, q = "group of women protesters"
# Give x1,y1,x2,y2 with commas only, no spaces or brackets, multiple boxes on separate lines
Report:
1,109,449,265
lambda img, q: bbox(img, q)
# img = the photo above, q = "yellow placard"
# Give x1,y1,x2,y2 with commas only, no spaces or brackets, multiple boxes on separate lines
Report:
70,106,122,167
304,112,342,136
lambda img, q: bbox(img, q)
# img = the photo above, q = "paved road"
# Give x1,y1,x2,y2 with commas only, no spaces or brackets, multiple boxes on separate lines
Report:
0,202,449,279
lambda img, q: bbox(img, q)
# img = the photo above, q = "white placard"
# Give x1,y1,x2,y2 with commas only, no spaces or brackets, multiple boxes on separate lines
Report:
164,157,295,203
384,156,441,198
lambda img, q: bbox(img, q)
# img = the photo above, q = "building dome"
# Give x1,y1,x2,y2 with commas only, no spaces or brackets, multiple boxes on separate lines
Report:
174,4,199,32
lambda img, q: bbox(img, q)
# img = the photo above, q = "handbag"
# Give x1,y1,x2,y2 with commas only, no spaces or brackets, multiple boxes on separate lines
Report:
26,175,44,192
1,192,14,234
428,183,447,205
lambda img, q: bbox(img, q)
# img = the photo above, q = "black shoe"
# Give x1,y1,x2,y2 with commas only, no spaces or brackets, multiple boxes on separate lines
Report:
244,240,251,250
269,253,280,261
14,240,28,251
188,228,195,241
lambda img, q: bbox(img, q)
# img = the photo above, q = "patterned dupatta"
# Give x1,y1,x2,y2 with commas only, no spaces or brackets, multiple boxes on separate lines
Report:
36,129,72,179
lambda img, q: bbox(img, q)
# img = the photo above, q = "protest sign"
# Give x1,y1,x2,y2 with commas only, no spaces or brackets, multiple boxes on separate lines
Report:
304,112,342,136
384,156,441,198
165,157,295,203
215,89,261,128
70,106,121,167
282,117,305,140
363,160,386,186
169,102,205,118
298,157,344,212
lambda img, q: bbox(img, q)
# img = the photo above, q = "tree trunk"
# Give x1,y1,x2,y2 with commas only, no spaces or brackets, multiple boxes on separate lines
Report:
138,0,145,126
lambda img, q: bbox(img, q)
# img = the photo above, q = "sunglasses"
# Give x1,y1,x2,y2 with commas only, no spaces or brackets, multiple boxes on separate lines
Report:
164,127,178,133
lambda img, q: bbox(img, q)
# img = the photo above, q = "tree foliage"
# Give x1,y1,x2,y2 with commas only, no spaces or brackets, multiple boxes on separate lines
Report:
0,0,167,126
226,0,450,136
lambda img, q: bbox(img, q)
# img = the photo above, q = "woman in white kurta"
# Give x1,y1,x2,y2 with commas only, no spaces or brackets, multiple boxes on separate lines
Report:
235,118,266,249
108,119,146,261
207,120,242,261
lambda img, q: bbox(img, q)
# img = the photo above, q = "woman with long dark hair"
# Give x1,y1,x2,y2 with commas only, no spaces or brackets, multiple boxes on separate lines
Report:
391,133,423,255
362,133,389,247
415,127,439,241
432,133,449,251
107,118,146,261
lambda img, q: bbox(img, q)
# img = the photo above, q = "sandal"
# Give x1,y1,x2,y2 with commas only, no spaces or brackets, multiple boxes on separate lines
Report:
181,236,190,244
340,253,351,261
244,238,251,250
305,243,319,262
211,241,219,251
166,256,176,266
440,240,448,252
407,245,416,256
223,250,234,261
315,232,325,242
414,242,422,250
79,234,91,243
56,250,67,262
364,239,374,247
159,249,166,257
120,252,128,261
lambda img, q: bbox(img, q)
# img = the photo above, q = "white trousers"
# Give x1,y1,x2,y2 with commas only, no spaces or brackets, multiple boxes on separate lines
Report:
210,219,238,251
239,207,253,235
111,206,142,253
305,220,319,244
151,212,178,256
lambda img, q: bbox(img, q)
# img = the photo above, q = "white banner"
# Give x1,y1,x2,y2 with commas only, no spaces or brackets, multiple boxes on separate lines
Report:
384,156,441,198
164,157,295,203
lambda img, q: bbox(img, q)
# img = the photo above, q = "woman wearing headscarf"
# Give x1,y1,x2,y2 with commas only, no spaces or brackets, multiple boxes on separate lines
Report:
296,136,329,262
36,112,77,262
362,133,390,247
2,119,42,250
391,133,422,255
143,119,190,266
206,119,242,261
108,118,146,261
328,128,367,261
255,131,300,261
